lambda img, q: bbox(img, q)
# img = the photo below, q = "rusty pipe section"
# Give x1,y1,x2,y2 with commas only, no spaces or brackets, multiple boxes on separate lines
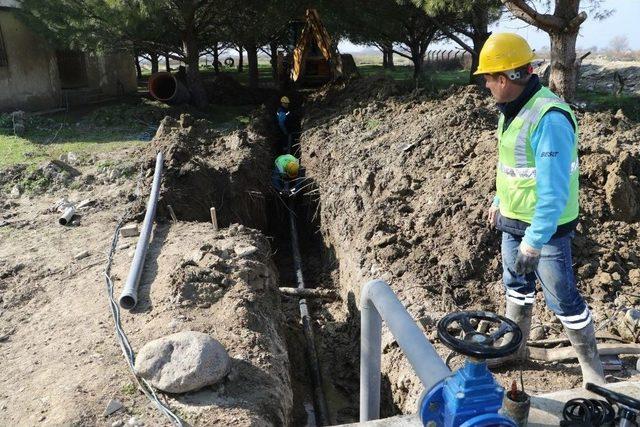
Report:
148,72,190,104
119,152,163,310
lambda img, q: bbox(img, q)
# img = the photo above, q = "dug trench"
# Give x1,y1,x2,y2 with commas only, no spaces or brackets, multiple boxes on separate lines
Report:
138,104,362,425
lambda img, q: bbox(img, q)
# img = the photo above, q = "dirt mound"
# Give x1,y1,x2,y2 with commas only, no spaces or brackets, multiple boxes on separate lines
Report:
145,113,272,229
301,79,640,413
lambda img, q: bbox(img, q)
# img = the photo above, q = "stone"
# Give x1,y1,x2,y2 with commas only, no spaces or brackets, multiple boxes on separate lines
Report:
76,199,94,209
625,309,640,329
111,421,124,427
10,186,21,198
596,271,613,285
74,250,90,260
234,245,258,258
134,331,230,393
120,223,139,238
103,399,123,416
629,269,640,284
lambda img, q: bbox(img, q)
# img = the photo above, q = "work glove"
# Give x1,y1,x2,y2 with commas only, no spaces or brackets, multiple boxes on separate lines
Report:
486,205,499,228
514,241,541,276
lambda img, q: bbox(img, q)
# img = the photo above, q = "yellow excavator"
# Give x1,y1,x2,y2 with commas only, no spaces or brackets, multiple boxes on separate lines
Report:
277,9,357,86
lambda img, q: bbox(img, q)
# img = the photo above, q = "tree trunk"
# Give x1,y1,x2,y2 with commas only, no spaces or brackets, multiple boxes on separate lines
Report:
470,32,490,84
213,44,220,75
134,53,142,79
549,31,579,101
382,47,388,68
386,46,394,69
182,31,208,108
237,45,244,72
150,52,159,74
246,42,259,88
411,48,424,79
270,41,278,80
469,3,490,84
165,53,171,72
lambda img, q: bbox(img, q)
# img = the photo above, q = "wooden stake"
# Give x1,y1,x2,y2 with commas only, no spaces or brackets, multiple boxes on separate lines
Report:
210,207,218,231
167,205,177,222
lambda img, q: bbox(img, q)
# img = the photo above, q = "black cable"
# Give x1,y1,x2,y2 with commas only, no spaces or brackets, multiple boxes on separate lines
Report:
561,398,615,427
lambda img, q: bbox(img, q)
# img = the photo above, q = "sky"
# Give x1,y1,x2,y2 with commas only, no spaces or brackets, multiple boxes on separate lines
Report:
338,0,640,53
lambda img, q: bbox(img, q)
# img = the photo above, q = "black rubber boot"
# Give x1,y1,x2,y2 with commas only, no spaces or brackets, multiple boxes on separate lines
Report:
564,321,606,386
487,300,532,368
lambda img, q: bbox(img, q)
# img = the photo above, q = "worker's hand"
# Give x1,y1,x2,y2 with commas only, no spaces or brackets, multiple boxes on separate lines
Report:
514,241,541,276
486,205,499,228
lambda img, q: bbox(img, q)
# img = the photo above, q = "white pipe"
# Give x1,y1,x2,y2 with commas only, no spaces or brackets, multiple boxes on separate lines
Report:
360,279,450,422
119,152,163,310
59,206,76,225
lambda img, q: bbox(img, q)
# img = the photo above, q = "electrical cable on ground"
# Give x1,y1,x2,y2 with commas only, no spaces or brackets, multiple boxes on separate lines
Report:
103,170,184,427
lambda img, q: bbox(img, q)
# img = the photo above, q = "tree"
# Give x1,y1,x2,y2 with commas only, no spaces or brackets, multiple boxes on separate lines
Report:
608,35,630,54
419,0,502,83
323,0,440,79
499,0,612,101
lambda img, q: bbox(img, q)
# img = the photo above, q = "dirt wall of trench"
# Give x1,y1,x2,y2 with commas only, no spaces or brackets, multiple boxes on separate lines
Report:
301,76,640,413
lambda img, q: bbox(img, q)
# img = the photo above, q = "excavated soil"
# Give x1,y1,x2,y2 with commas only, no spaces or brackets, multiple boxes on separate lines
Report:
0,113,297,426
301,76,640,415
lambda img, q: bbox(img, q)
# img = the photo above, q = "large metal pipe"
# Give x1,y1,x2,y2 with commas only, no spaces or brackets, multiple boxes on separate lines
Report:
148,72,190,105
287,199,331,426
119,152,164,310
360,279,451,422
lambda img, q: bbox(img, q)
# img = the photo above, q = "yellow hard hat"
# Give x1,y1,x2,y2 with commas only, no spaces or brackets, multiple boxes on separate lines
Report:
474,33,536,75
280,96,290,104
284,160,299,178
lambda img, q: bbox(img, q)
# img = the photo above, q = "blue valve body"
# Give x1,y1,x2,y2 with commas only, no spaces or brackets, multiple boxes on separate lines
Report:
420,359,516,427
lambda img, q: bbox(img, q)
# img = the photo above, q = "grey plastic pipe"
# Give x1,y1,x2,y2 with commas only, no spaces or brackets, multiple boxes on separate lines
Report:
360,279,451,422
119,152,164,310
59,206,76,225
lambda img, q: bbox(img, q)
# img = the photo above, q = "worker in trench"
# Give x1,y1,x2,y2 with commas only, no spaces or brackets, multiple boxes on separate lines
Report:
272,153,304,197
276,96,294,154
478,33,605,386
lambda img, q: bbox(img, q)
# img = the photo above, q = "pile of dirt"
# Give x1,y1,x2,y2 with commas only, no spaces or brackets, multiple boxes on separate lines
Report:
146,113,272,229
301,77,640,413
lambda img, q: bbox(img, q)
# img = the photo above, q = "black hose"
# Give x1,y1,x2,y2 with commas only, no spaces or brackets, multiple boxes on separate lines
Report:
287,198,331,426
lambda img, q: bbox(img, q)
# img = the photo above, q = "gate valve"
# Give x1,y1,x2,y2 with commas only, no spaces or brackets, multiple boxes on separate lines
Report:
419,311,522,427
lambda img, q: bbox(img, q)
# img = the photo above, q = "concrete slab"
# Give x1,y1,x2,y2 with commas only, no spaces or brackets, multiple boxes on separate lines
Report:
528,381,640,426
338,381,640,426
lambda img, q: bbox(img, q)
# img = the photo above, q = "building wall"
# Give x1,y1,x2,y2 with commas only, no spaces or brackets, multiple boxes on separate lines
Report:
86,51,137,96
0,10,61,112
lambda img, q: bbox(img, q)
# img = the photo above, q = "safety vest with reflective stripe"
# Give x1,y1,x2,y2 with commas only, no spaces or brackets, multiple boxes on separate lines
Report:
496,86,579,224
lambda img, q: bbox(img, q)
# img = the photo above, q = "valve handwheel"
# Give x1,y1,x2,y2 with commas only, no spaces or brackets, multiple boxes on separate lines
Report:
437,311,523,359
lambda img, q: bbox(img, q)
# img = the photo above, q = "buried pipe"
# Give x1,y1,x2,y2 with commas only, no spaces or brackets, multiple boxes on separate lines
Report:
119,152,164,310
287,199,331,426
360,279,451,422
148,72,190,104
59,206,76,225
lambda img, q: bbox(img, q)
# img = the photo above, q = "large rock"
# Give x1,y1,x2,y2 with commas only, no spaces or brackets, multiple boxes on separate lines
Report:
134,331,230,393
604,152,640,221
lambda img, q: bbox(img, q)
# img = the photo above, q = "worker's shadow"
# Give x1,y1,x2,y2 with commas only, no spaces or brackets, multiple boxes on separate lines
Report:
132,222,171,313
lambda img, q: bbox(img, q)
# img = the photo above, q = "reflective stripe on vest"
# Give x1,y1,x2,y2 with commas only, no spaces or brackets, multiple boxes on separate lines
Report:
498,159,579,178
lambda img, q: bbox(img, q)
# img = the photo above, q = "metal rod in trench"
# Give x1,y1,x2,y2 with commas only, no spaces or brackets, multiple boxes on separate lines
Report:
119,152,164,310
287,198,331,426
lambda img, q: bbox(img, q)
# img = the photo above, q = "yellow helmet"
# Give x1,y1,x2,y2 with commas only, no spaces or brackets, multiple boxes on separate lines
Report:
280,96,290,105
284,160,299,178
474,33,536,75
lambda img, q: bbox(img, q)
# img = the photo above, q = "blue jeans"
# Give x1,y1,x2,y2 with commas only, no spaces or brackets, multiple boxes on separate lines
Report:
501,232,591,330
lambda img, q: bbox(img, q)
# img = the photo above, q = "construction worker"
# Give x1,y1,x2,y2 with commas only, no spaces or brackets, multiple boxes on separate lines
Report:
272,153,301,195
276,96,292,153
477,33,604,386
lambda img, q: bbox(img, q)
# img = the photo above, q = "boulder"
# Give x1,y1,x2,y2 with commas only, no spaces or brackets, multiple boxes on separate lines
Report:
134,331,230,393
